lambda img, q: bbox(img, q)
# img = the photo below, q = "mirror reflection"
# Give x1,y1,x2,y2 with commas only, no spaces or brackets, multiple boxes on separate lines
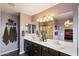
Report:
54,11,73,42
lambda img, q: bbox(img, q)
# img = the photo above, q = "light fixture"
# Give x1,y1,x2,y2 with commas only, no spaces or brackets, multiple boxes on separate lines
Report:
43,17,47,22
36,16,53,22
37,19,40,22
40,18,43,22
64,20,72,27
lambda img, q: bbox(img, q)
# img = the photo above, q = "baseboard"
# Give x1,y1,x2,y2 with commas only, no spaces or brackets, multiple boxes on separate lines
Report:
0,48,18,56
19,50,25,55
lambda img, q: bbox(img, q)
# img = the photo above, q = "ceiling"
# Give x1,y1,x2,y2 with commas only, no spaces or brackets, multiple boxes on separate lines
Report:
0,3,58,16
54,11,73,21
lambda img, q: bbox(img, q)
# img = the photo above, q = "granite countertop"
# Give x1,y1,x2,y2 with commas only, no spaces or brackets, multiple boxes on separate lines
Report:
24,35,73,56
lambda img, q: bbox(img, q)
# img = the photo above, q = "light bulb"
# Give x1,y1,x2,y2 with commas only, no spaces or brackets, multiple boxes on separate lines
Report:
37,19,39,22
46,19,49,21
50,17,54,20
43,17,47,22
40,18,42,22
47,16,53,21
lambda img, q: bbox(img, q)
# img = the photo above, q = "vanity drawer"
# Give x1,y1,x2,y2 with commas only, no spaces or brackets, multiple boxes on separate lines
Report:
48,48,59,56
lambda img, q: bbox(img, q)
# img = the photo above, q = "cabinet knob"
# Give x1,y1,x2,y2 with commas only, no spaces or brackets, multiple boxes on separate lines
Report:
43,48,46,50
35,50,38,52
34,44,37,47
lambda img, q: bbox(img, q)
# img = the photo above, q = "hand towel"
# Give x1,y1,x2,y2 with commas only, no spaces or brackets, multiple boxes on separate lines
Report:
3,27,9,45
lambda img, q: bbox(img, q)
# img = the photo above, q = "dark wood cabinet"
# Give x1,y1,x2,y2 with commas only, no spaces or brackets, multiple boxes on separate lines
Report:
24,39,70,56
32,43,41,56
24,40,33,56
48,48,59,56
42,46,48,56
24,40,41,56
59,52,70,56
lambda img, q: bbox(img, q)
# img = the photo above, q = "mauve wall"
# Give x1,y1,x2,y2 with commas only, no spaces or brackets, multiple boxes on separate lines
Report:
20,13,32,54
0,12,18,55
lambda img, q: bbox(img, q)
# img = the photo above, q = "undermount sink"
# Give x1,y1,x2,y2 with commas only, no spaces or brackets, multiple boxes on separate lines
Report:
54,41,61,45
31,36,40,41
53,40,66,49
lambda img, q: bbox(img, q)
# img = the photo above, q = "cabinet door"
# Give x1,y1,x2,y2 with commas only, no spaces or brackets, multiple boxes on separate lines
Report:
48,48,59,56
24,40,33,56
24,40,32,51
24,40,28,52
32,43,41,56
42,46,48,56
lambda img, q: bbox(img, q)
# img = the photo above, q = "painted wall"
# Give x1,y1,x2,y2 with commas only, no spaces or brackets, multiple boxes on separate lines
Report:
20,13,32,54
54,19,65,41
0,12,18,55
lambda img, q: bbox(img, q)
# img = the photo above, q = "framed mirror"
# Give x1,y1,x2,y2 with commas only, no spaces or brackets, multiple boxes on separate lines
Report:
25,24,31,33
25,24,36,34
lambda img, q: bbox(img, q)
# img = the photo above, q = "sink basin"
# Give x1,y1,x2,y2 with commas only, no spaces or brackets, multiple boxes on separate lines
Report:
52,40,66,49
54,41,61,45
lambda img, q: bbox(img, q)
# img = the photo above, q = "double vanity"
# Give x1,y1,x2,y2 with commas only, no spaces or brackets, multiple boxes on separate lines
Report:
24,36,73,56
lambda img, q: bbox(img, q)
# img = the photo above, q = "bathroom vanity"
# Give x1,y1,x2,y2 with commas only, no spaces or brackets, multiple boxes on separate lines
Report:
24,36,73,56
